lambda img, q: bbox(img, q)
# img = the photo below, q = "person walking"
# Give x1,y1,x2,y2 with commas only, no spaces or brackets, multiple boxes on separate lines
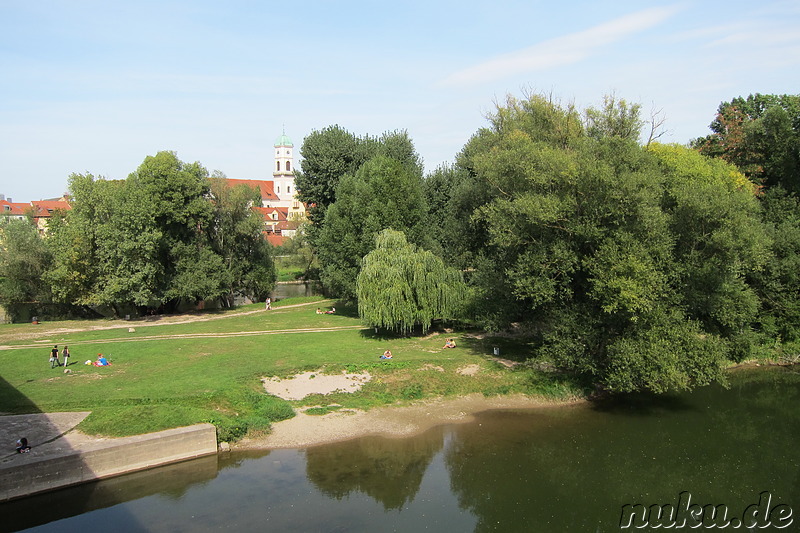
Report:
50,345,60,368
62,346,70,367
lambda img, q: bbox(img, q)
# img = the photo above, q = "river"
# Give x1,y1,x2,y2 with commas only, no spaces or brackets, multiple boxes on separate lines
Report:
2,366,798,532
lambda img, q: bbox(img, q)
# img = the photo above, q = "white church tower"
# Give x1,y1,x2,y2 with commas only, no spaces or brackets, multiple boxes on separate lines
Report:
273,131,295,204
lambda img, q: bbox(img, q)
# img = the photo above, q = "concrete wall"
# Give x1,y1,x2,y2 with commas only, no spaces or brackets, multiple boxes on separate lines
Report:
1,423,217,502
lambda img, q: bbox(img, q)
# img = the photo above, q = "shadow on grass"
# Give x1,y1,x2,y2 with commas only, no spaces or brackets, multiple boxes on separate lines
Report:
0,374,40,416
455,334,534,362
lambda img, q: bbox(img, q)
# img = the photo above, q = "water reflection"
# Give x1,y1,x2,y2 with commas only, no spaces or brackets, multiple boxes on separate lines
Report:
4,367,798,533
443,367,800,532
305,427,445,510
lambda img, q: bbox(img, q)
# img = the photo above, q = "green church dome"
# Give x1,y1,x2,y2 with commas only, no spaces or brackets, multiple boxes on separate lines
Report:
274,133,293,147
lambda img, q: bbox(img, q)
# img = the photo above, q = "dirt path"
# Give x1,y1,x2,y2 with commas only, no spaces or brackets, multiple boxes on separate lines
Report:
0,300,335,349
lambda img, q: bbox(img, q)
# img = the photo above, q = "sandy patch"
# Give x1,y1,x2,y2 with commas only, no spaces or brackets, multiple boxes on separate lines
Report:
456,364,481,376
262,370,372,400
235,394,583,449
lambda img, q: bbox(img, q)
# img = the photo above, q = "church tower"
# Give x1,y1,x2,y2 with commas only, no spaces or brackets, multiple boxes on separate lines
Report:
272,131,295,203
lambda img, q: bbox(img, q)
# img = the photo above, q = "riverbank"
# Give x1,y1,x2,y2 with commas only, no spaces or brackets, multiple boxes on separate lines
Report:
235,393,584,449
0,413,216,501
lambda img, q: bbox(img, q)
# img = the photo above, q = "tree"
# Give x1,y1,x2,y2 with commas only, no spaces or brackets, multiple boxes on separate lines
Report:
0,219,53,320
207,175,276,305
692,93,800,193
46,173,122,308
294,125,366,227
747,187,800,343
316,155,430,300
454,92,766,392
295,126,424,235
46,152,276,315
583,93,644,142
357,230,465,334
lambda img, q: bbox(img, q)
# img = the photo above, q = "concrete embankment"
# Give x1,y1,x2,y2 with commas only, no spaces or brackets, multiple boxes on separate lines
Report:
0,415,217,502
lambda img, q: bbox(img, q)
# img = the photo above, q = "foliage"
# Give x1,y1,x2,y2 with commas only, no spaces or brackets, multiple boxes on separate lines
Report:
45,174,118,307
295,126,423,231
295,125,367,227
748,187,800,342
692,93,800,194
0,219,53,319
692,93,800,346
316,155,431,299
447,92,767,392
44,152,276,316
356,230,466,334
208,175,276,304
583,93,644,142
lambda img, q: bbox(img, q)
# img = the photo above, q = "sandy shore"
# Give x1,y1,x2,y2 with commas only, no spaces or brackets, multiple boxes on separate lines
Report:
1,367,581,457
234,393,582,450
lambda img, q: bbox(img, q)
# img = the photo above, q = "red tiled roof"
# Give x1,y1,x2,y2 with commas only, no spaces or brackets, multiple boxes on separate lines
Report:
253,206,289,223
0,200,30,216
31,200,72,212
266,234,285,246
224,178,279,201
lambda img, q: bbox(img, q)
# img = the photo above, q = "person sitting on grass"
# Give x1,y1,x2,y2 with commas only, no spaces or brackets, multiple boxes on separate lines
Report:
443,338,456,349
316,308,323,314
380,350,393,360
94,354,110,366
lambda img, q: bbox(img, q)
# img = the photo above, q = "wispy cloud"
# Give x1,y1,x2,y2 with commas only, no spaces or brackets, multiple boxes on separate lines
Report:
439,5,683,87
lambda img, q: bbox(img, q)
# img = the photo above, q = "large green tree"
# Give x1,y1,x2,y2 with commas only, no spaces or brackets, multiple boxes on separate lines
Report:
46,152,276,315
693,94,800,347
295,126,423,235
0,219,53,320
45,173,116,307
692,93,800,193
453,93,767,392
357,229,466,334
315,155,430,300
294,125,367,227
208,175,276,305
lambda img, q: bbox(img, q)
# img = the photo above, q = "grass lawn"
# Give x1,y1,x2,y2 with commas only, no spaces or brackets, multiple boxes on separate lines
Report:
0,297,585,442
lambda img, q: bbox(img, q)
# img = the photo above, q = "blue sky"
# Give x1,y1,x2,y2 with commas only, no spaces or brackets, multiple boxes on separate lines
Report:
2,0,799,202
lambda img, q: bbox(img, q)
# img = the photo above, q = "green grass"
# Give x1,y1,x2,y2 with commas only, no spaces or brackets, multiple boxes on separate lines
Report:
0,297,585,441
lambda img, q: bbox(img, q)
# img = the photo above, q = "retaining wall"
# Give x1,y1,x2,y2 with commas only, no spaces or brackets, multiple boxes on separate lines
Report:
0,423,218,502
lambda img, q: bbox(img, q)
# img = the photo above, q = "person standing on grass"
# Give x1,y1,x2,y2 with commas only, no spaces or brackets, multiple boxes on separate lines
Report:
265,297,272,310
50,345,60,368
62,346,70,367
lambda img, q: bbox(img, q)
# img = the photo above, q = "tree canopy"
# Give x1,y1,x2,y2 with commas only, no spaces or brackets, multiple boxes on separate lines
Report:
0,219,53,319
442,93,766,392
356,229,465,334
315,154,430,300
42,151,275,316
692,93,800,194
295,126,422,233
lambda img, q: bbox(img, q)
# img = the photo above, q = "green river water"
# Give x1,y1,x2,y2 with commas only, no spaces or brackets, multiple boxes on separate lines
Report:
2,366,798,532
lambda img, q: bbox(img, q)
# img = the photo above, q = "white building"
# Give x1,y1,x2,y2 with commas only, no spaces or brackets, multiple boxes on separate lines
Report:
272,132,295,203
270,132,305,220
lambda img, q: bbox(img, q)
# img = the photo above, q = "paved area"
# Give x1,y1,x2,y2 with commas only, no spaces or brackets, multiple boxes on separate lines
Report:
0,412,97,469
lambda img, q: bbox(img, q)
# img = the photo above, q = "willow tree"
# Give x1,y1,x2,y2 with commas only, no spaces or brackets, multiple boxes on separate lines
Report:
356,230,465,334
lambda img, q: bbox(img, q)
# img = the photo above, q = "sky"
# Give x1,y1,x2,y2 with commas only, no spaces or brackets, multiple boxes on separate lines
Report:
2,0,799,202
